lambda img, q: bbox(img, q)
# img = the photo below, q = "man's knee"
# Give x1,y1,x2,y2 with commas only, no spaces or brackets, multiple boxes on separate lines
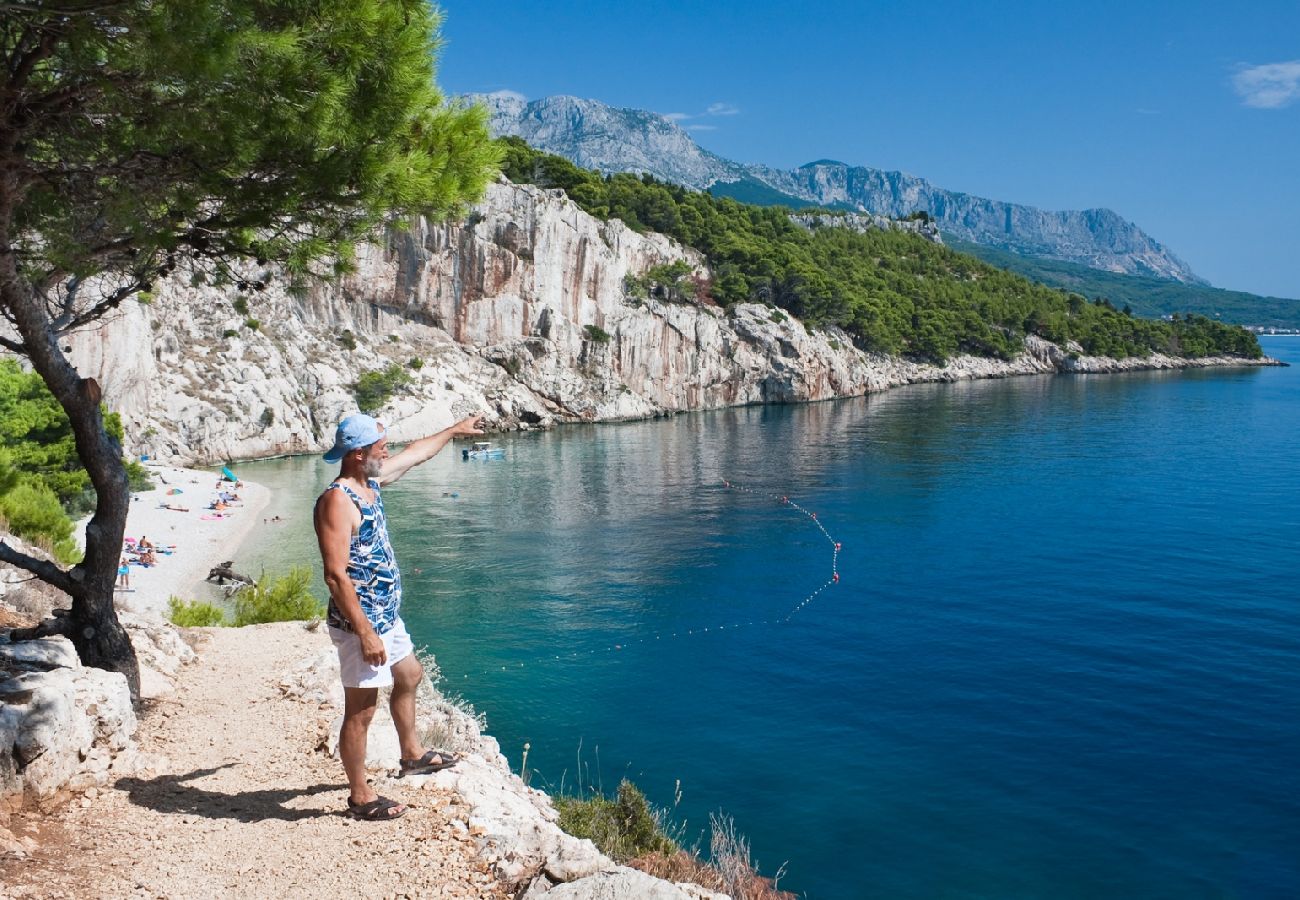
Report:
391,653,424,692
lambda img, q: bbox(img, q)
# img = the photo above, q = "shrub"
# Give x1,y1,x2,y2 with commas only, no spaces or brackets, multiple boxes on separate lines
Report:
0,481,81,564
244,318,260,331
584,324,612,344
769,309,787,324
556,780,676,863
408,357,424,370
125,459,154,492
338,329,357,350
352,363,413,414
232,297,249,315
260,408,275,427
232,567,323,626
222,328,239,339
168,597,227,627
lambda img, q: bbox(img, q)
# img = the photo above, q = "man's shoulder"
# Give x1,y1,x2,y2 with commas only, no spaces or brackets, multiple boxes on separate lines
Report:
315,484,354,515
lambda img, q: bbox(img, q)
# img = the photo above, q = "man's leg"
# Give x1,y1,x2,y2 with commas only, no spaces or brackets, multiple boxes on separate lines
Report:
389,653,426,762
340,686,386,805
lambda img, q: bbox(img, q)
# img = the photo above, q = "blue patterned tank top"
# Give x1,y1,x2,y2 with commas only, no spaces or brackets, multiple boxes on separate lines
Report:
325,479,403,635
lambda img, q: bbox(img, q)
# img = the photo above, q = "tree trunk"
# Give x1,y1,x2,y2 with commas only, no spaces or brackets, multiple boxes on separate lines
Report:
0,254,141,699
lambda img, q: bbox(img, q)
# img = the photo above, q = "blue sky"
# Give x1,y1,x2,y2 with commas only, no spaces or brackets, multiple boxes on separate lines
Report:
437,1,1300,298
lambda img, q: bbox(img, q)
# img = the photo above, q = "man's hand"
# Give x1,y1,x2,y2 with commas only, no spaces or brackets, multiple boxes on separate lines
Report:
379,414,488,486
359,630,387,667
449,415,485,438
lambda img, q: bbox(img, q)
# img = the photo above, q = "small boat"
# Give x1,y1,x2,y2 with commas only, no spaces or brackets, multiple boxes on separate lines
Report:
462,440,505,461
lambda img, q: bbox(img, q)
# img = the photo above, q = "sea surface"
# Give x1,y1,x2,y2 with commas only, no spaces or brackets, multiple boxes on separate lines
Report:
228,338,1300,898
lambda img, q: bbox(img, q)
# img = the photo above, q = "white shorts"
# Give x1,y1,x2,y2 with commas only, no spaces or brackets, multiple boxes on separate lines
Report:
328,617,414,689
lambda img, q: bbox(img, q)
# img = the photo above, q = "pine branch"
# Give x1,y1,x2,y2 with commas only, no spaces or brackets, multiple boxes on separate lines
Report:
0,539,75,595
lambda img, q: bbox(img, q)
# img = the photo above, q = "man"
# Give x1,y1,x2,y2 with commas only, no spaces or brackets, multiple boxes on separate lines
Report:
314,411,484,821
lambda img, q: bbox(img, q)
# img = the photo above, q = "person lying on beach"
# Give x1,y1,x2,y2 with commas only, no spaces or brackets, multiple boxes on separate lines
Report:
314,411,484,821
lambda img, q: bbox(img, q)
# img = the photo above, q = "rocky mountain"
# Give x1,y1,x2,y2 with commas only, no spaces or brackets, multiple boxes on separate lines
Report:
479,93,1203,284
60,178,1265,466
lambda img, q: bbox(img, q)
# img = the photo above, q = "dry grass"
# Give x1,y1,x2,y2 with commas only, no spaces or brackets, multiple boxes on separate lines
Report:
629,847,794,900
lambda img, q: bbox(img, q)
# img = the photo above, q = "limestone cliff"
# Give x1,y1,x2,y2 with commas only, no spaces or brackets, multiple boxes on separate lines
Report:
62,179,1270,466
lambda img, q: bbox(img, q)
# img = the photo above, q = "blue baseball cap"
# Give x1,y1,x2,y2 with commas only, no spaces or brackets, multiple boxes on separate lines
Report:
323,414,385,463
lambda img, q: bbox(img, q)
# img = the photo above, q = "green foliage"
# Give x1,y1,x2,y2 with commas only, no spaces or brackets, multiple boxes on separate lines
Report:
0,359,150,515
555,780,677,863
498,138,1261,363
232,567,323,626
167,597,227,627
0,481,81,564
9,1,501,292
352,363,413,414
408,357,424,370
260,408,275,427
584,324,612,344
338,330,358,351
126,460,154,492
232,297,249,316
222,328,239,339
950,240,1300,330
244,318,260,331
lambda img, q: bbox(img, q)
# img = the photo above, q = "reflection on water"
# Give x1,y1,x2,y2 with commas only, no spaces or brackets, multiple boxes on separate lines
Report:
231,346,1299,900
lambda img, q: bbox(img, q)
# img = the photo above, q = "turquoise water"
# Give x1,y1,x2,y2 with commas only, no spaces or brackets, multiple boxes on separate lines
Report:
233,338,1300,898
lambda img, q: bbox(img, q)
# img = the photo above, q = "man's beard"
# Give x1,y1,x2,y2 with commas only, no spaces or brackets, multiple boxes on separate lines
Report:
363,457,383,478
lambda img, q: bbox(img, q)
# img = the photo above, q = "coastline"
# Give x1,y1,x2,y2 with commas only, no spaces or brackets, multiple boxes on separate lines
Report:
106,463,271,618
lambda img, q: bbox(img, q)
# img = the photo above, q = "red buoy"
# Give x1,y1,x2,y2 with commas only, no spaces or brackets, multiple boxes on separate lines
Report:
833,573,840,583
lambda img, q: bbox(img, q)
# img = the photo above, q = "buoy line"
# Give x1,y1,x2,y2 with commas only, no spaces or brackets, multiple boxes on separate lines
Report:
459,478,841,680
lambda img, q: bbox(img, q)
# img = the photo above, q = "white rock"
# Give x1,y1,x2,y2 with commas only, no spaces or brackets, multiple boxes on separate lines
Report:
542,867,698,899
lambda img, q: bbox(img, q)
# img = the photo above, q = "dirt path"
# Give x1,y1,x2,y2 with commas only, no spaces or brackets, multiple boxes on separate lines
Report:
1,625,506,900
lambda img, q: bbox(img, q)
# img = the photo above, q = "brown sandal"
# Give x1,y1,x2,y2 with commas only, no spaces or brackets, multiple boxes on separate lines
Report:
399,749,459,776
347,795,406,820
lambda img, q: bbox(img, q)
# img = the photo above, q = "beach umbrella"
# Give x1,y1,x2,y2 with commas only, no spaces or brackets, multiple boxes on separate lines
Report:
221,466,237,482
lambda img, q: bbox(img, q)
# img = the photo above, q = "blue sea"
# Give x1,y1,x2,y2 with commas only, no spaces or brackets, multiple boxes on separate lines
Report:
231,337,1300,898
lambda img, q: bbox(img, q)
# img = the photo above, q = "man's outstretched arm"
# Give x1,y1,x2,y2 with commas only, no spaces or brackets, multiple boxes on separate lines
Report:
379,415,484,486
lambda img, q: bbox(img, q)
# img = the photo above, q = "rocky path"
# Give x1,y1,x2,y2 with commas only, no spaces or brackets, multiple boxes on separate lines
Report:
0,626,506,900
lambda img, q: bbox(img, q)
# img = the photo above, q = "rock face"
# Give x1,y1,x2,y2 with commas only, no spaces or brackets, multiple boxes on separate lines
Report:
0,634,137,837
64,178,1268,467
0,527,197,850
481,92,1202,283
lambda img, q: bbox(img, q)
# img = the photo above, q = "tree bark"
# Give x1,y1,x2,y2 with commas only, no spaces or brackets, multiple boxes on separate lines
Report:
0,248,140,699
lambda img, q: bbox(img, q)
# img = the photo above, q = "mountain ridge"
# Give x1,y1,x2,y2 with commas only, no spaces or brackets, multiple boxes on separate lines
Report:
478,92,1203,285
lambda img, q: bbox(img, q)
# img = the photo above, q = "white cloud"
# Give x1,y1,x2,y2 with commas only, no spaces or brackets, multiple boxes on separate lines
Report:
487,89,527,102
706,102,740,116
686,124,718,132
662,112,692,122
1232,61,1300,109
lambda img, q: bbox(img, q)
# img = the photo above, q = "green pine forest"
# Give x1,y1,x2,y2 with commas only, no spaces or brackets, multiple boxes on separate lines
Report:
947,240,1300,330
497,137,1261,363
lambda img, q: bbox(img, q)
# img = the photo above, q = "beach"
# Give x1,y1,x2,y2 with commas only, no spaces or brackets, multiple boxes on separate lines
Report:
111,464,271,618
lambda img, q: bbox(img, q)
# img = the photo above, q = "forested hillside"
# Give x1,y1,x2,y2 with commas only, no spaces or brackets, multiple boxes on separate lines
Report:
498,138,1260,363
948,240,1300,330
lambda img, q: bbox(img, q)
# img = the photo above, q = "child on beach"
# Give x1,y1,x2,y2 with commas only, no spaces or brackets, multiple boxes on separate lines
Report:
117,557,130,589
